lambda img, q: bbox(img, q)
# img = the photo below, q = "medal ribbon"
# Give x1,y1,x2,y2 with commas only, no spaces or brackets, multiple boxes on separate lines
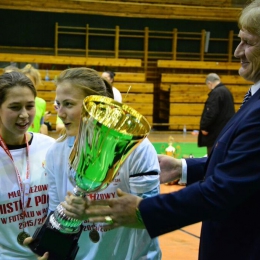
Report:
0,134,30,217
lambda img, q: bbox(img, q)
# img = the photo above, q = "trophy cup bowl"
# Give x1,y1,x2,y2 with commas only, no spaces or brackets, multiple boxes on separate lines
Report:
29,95,151,260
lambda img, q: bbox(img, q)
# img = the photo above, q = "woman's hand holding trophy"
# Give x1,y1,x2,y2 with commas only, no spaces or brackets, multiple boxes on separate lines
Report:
61,191,89,221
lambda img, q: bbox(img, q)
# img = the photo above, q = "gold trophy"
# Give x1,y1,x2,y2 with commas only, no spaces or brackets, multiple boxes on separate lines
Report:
29,95,150,260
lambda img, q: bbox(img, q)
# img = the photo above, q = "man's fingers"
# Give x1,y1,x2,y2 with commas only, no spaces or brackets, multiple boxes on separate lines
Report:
116,188,127,197
85,205,111,217
88,216,110,223
89,199,111,206
87,217,118,229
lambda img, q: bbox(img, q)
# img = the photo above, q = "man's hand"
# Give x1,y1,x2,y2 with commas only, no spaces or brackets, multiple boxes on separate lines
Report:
85,188,145,229
158,154,182,184
201,130,209,135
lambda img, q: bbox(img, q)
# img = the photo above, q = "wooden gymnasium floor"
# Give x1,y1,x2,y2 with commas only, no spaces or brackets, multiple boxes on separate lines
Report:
148,131,201,260
158,184,201,260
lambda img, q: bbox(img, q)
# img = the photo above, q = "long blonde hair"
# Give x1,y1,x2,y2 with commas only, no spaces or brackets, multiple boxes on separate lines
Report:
21,64,42,88
56,67,114,140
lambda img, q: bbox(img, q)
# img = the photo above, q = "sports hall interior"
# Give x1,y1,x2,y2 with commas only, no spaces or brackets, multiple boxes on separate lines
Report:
0,0,249,259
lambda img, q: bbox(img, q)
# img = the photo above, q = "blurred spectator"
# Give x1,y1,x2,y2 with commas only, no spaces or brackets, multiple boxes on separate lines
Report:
198,73,235,155
102,71,122,102
4,65,20,73
21,64,48,135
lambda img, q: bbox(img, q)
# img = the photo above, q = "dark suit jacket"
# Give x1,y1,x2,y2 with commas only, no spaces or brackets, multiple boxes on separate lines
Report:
198,83,235,147
140,88,260,260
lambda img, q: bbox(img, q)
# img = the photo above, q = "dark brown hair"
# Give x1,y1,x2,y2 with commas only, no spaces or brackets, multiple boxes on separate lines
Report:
0,71,36,106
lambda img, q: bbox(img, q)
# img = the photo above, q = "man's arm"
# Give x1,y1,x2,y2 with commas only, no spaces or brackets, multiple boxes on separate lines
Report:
185,157,207,185
159,155,182,184
159,155,207,185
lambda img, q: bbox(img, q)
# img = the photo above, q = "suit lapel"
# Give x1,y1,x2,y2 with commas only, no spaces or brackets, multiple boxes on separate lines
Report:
218,87,260,137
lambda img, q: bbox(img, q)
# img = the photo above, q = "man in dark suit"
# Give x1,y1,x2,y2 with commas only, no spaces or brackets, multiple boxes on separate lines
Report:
198,73,235,155
78,1,260,259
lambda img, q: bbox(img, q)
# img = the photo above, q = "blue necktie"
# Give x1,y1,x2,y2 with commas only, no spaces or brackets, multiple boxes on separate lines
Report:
240,88,252,108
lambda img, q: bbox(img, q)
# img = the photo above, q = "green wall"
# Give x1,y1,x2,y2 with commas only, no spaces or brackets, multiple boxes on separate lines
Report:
152,142,207,158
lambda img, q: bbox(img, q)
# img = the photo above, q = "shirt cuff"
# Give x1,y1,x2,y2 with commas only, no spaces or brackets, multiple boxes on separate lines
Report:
178,159,187,185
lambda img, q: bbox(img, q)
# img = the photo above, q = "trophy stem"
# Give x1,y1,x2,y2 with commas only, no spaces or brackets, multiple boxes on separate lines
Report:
49,187,86,234
72,186,88,198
